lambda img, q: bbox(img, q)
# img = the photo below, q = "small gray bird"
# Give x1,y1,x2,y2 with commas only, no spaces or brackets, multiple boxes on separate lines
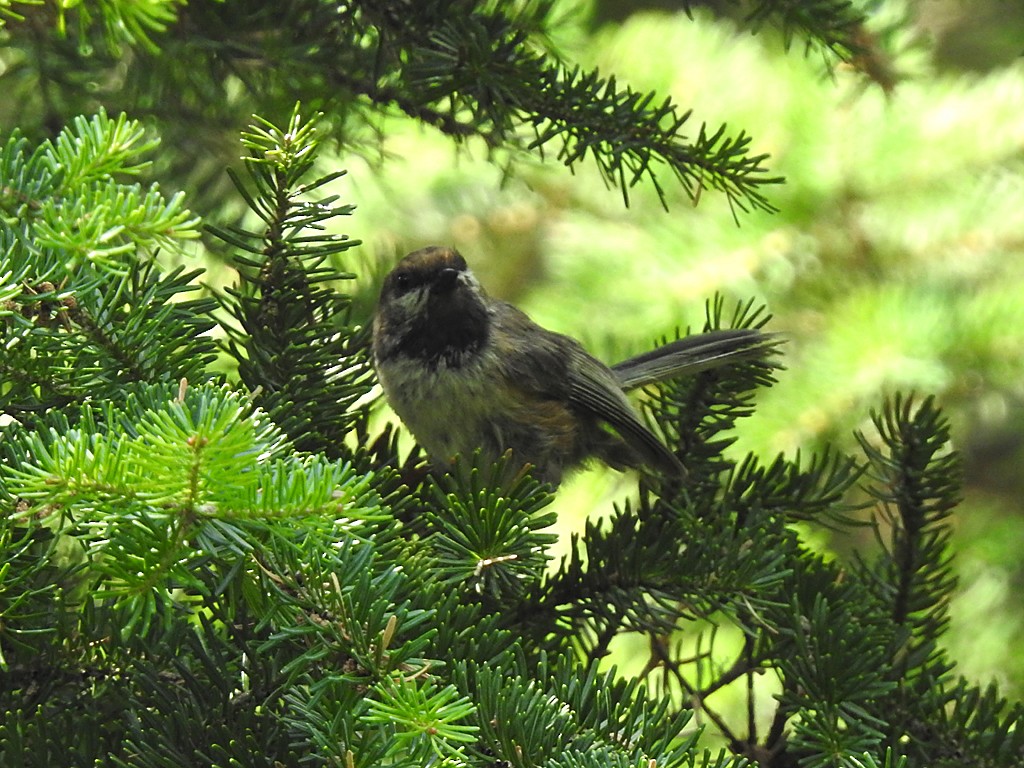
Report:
372,246,776,485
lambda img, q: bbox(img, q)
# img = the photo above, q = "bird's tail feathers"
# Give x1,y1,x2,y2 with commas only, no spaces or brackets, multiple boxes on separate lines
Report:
612,329,783,390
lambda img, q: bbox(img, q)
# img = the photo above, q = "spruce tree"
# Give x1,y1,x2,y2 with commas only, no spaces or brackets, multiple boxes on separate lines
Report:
2,2,1022,767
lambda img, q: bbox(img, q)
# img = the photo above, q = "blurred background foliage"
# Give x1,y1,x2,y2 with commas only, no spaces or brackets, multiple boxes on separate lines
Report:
2,0,1023,698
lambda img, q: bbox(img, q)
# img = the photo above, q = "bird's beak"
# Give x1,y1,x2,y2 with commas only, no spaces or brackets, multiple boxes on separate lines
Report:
432,268,462,294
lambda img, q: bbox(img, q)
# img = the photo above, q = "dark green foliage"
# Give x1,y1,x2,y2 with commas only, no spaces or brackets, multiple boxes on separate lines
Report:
1,18,1022,768
737,0,870,57
422,453,559,601
853,397,1024,767
209,108,373,458
1,0,789,214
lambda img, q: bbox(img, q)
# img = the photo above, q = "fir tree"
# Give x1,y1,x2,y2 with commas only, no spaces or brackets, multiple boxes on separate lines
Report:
2,3,1022,767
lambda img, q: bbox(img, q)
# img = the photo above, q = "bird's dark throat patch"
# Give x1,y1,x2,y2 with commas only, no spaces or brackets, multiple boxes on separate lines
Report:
390,291,490,368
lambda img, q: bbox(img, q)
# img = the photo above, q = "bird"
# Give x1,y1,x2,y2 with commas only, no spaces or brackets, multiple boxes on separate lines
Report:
372,246,776,485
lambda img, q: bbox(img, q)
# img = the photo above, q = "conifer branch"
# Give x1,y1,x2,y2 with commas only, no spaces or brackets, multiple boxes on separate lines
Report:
210,107,372,458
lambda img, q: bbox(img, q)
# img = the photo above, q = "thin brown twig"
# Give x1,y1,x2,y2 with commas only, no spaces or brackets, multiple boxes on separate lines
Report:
648,630,742,748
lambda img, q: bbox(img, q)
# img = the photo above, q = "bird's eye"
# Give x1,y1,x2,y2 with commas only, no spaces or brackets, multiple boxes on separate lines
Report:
392,272,414,294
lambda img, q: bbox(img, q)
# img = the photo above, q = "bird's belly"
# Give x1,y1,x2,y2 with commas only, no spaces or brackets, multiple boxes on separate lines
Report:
378,356,504,462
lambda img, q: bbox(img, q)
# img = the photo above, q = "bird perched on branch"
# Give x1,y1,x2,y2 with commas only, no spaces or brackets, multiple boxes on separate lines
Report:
372,246,777,485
